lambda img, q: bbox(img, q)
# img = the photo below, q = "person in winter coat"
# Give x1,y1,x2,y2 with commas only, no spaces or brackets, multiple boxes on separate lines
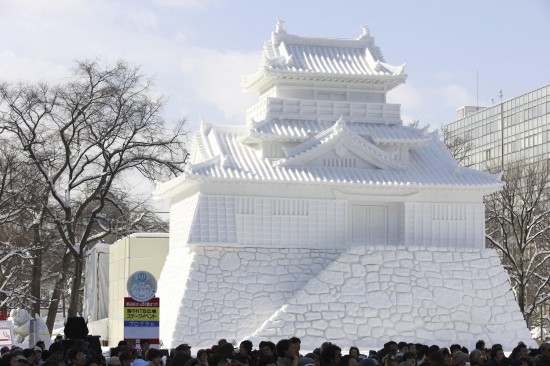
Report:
534,344,550,366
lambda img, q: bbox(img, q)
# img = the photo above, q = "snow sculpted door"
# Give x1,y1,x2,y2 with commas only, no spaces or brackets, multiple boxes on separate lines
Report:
352,205,388,245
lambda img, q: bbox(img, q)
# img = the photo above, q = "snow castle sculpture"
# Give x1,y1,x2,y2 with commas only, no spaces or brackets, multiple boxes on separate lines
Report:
155,23,535,350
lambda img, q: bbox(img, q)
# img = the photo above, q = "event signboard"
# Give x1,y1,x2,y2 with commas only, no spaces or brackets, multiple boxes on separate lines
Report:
124,271,159,348
0,320,14,347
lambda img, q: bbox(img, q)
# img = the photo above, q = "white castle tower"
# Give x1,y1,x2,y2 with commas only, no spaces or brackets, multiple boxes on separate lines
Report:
155,23,535,350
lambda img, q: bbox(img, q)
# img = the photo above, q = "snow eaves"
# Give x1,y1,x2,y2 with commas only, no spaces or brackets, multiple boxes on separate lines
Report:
245,118,430,146
178,123,502,191
243,25,407,89
274,117,403,170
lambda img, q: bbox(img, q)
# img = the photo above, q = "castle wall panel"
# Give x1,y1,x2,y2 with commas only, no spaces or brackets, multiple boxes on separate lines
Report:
189,195,346,248
404,202,485,248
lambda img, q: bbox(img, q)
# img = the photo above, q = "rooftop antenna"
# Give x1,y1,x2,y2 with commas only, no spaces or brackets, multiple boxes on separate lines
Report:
476,70,479,111
499,89,503,103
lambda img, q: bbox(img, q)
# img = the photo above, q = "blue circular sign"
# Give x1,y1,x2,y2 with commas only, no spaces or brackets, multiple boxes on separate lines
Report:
127,271,157,302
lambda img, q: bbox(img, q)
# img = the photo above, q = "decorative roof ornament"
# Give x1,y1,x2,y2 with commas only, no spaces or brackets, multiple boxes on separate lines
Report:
420,124,430,135
334,115,347,129
359,25,371,39
272,18,287,46
276,18,285,33
200,118,212,134
220,155,230,169
335,145,348,158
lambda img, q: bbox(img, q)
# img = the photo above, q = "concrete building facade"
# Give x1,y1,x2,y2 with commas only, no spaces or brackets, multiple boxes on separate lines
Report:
443,85,550,170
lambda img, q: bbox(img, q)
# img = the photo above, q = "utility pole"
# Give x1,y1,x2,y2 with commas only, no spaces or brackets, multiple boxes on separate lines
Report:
499,90,505,171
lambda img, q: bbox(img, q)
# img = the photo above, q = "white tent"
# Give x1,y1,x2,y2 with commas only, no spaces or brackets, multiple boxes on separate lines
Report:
83,243,110,322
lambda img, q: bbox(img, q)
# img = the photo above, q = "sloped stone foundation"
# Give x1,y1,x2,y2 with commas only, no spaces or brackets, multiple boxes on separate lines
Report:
157,245,535,350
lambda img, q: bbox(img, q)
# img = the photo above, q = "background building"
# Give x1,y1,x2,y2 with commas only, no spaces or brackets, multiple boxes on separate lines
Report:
443,84,550,170
443,84,550,339
107,234,169,346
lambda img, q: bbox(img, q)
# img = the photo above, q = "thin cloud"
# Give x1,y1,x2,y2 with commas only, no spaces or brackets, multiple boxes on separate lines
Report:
153,0,226,10
387,83,424,126
180,49,262,124
436,84,476,108
127,8,158,30
0,51,69,83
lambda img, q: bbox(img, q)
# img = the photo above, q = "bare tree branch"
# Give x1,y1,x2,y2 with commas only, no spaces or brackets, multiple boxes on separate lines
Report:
0,59,187,319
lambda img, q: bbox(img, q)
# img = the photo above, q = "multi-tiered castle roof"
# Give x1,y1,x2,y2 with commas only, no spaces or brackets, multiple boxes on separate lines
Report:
156,22,501,197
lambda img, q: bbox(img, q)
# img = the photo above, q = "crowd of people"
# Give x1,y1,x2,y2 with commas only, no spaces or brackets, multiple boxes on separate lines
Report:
1,338,549,366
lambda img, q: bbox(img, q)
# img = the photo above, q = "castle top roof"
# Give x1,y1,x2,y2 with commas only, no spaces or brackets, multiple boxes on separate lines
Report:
243,21,406,91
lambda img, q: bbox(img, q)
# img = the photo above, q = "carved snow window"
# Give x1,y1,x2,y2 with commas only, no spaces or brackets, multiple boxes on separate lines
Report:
236,197,254,215
272,199,309,216
433,205,466,221
323,158,356,168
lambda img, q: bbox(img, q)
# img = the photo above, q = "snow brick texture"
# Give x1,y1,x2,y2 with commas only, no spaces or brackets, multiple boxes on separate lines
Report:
157,245,534,351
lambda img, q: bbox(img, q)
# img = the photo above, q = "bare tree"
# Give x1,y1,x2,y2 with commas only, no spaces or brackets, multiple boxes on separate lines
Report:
0,139,49,314
441,127,474,165
406,119,420,129
0,60,187,324
485,159,550,327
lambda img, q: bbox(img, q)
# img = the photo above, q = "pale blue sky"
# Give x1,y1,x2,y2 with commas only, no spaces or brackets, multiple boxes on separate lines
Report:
2,0,549,131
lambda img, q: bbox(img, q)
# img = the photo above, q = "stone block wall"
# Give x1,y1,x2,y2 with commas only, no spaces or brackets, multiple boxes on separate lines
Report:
157,244,536,351
157,246,342,348
249,246,533,350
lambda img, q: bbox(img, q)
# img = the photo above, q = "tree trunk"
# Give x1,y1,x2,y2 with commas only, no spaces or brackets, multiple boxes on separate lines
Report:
46,250,72,332
30,250,42,317
517,278,526,317
67,252,83,318
30,224,42,317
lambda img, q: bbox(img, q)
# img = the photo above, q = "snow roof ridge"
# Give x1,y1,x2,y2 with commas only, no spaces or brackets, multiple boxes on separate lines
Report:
195,121,215,160
188,155,223,174
274,117,402,170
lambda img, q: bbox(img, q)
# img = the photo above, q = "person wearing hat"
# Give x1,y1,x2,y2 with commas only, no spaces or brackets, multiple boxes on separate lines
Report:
108,357,122,366
453,352,469,366
175,345,191,356
42,342,65,366
33,348,43,365
167,345,191,366
197,350,209,366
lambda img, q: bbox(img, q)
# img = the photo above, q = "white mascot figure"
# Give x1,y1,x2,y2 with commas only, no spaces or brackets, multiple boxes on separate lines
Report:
9,309,51,347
